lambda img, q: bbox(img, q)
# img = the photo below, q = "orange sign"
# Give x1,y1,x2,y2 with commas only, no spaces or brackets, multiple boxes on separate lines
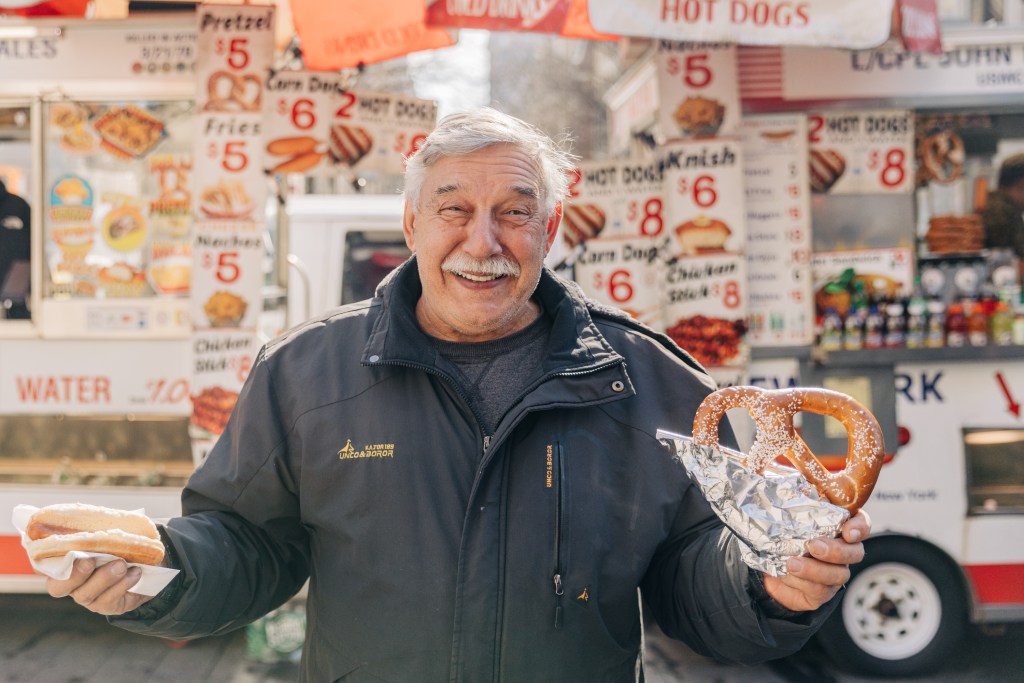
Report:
291,0,454,70
560,0,618,41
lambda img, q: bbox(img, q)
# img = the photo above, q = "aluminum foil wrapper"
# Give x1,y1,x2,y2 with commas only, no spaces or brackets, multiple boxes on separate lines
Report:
657,429,849,576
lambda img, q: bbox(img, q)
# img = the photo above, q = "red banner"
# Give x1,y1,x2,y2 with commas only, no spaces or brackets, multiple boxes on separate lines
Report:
0,0,87,16
291,0,454,70
893,0,943,54
426,0,572,33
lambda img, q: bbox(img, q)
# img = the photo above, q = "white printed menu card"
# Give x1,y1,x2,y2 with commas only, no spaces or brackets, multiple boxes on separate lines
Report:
656,41,740,142
742,113,814,346
660,139,746,259
807,109,915,195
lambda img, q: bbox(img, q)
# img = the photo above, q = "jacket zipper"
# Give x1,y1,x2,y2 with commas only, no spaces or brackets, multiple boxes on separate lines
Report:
552,442,565,629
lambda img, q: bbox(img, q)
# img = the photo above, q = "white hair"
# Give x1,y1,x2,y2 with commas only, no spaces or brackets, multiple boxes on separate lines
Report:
404,108,578,215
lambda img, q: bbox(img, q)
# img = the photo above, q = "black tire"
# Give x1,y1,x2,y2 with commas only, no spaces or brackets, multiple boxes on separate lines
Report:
817,538,967,677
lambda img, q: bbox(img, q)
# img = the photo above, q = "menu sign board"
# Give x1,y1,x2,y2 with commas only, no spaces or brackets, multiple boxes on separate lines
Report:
262,70,347,176
661,139,746,258
191,3,275,459
588,0,895,49
742,113,813,346
807,109,915,195
656,42,740,142
331,90,438,175
562,158,666,250
261,80,437,176
574,236,668,329
661,252,748,370
194,4,274,220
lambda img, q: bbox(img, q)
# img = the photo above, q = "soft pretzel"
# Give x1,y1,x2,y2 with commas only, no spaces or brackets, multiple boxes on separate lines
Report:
692,386,884,514
918,130,964,185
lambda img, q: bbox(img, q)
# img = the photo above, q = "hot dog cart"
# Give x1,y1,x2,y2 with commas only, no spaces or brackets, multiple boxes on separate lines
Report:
593,20,1024,677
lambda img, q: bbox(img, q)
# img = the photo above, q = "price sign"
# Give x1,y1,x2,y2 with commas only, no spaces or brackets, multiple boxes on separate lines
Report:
262,71,350,176
195,6,275,114
573,236,667,329
661,139,745,258
660,252,748,369
0,339,192,416
193,4,275,218
656,42,740,141
330,89,438,175
741,114,814,346
807,109,914,195
561,159,665,253
190,221,265,331
189,328,260,443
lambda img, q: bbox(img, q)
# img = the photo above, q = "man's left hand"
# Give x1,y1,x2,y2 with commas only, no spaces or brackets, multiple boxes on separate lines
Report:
763,509,871,612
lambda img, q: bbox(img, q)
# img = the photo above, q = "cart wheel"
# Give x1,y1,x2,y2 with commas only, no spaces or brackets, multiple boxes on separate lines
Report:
817,539,966,677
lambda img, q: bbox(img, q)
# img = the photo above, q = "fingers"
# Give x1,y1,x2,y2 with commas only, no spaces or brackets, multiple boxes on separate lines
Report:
47,558,153,616
842,509,872,544
46,557,96,598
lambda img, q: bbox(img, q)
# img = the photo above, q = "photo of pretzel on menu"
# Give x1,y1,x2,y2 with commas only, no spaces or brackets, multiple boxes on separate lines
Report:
203,69,262,113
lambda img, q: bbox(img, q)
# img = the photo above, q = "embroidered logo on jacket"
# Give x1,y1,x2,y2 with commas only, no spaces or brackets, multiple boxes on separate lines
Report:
337,438,395,460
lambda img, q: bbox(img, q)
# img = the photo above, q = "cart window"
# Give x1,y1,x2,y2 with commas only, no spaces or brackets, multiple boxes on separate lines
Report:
0,106,33,321
341,230,410,304
964,428,1024,514
42,99,194,302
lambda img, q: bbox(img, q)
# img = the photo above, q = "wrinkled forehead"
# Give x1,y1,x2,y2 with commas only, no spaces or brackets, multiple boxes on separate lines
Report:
420,143,546,201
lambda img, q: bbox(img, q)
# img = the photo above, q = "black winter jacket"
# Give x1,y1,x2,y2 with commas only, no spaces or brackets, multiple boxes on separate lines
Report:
112,260,836,681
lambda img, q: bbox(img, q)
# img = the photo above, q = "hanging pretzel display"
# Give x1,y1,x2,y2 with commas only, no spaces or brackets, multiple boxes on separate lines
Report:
692,386,884,514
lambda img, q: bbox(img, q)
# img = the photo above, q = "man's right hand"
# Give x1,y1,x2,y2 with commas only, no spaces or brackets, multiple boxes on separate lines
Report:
46,557,154,616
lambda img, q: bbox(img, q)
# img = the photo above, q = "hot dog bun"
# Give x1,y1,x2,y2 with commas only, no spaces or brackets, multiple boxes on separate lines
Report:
25,503,165,566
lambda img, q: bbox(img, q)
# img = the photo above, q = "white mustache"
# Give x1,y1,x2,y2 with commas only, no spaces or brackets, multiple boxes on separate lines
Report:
442,253,521,279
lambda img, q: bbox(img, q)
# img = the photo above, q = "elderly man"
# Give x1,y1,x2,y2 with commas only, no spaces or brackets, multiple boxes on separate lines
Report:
47,108,868,682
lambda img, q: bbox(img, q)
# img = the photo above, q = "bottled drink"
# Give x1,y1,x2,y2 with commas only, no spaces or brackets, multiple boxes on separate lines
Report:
884,300,906,348
1014,294,1024,345
843,308,864,350
945,303,967,347
925,300,946,348
820,308,843,351
968,302,989,346
864,303,885,349
905,296,926,348
990,301,1014,346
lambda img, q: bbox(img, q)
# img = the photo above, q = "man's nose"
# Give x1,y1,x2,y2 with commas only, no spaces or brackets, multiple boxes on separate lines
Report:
462,211,501,257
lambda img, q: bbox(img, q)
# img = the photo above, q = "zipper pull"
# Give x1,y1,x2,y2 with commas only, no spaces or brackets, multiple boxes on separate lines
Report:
483,435,491,453
553,573,564,629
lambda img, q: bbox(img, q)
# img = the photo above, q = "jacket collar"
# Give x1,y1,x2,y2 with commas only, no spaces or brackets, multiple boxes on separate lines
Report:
361,256,624,375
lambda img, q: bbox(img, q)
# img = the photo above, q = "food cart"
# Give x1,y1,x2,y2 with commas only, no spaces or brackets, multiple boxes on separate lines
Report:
592,20,1024,676
0,15,200,591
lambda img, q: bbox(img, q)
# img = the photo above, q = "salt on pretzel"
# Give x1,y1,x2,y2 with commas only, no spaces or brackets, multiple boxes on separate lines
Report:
204,70,261,112
692,386,884,514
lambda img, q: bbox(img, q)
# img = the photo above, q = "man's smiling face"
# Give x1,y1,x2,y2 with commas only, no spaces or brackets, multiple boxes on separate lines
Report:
403,143,560,342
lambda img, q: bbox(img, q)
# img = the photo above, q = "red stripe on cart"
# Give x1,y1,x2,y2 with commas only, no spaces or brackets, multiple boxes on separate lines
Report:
964,564,1024,604
0,535,33,575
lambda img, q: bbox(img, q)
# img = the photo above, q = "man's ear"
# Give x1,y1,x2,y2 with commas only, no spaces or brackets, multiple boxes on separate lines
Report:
544,203,562,253
402,199,416,251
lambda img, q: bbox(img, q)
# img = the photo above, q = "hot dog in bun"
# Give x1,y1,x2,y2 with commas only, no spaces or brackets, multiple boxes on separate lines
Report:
25,503,165,566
